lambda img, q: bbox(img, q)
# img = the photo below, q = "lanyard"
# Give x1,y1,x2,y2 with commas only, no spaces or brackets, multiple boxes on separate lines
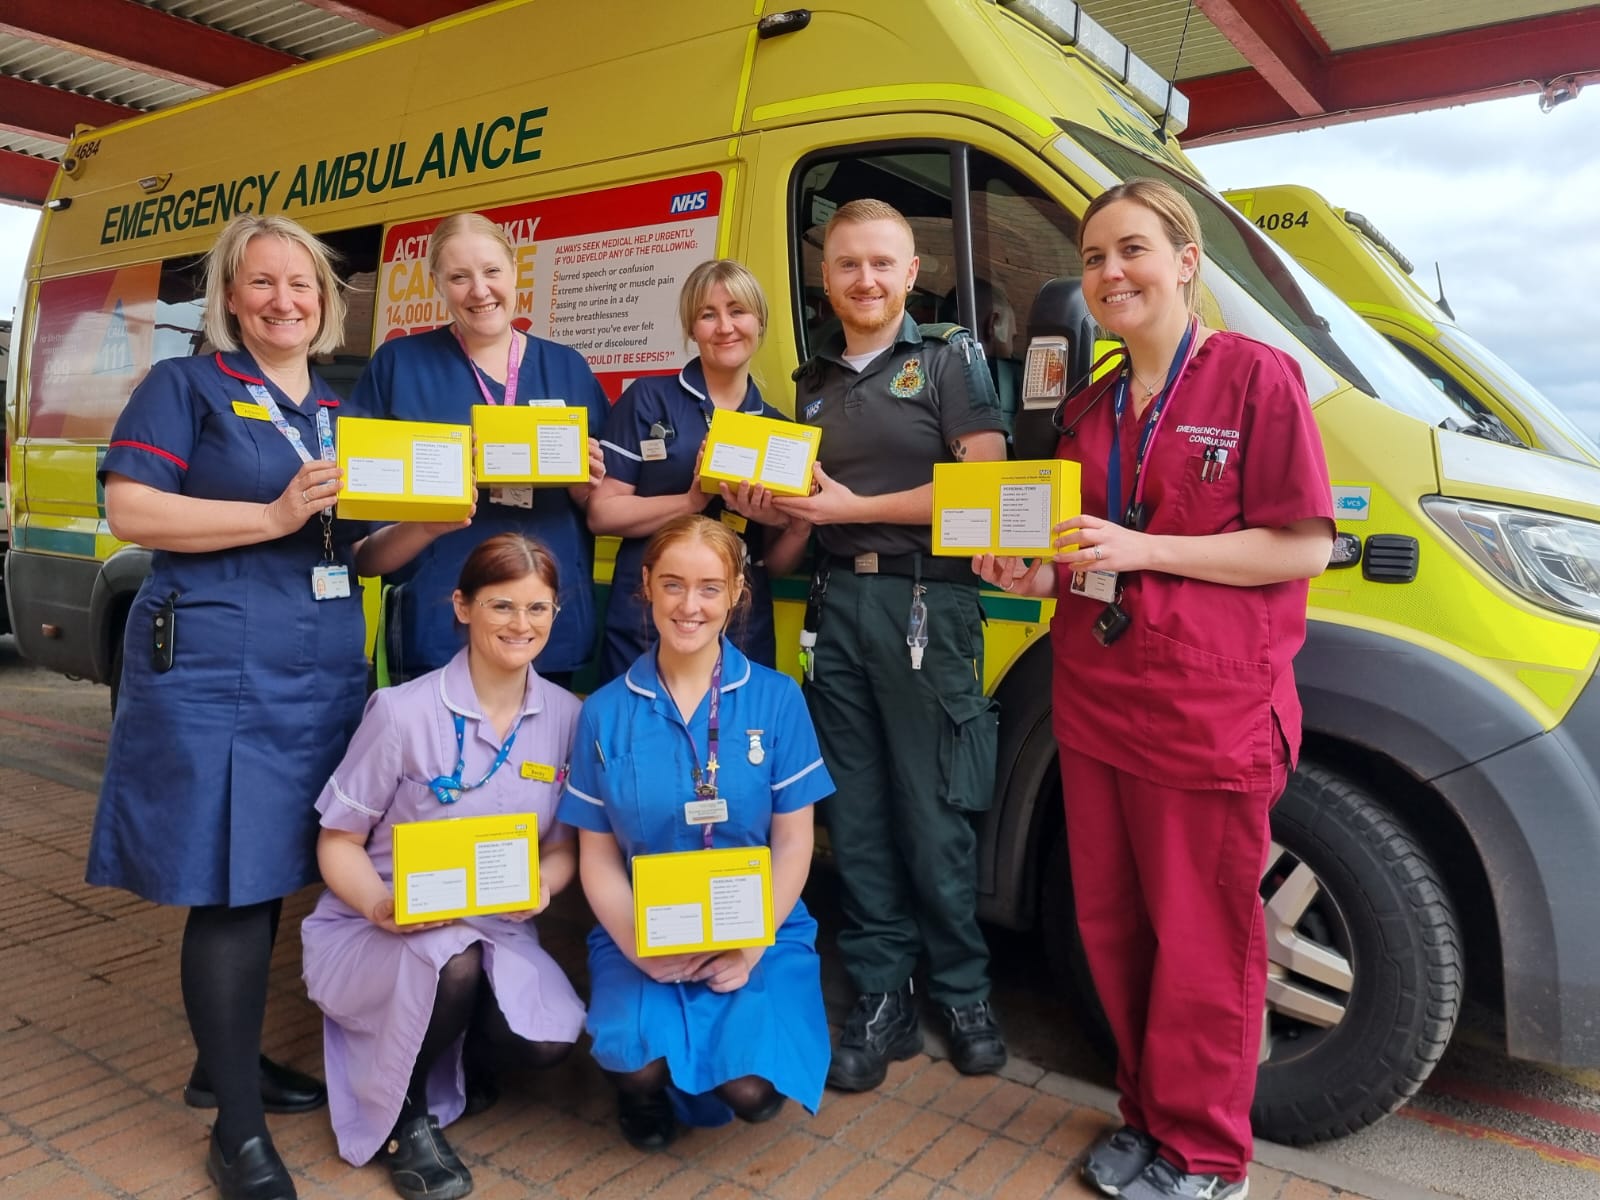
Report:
1106,318,1198,525
249,382,333,465
668,650,723,849
429,711,521,805
454,326,522,407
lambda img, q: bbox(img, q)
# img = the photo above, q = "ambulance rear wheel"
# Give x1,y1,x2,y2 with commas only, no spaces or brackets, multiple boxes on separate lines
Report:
1251,763,1462,1143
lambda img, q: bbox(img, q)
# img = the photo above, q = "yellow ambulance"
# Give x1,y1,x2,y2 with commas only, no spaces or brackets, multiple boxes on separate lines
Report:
1224,182,1600,466
7,0,1599,1143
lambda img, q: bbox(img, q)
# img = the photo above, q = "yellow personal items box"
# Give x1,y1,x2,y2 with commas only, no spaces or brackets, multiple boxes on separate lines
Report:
392,812,541,925
336,416,474,522
698,409,820,497
931,459,1082,557
631,845,775,957
471,406,589,485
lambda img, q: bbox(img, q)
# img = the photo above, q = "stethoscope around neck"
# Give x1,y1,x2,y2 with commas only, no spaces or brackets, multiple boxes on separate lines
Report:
1050,346,1129,437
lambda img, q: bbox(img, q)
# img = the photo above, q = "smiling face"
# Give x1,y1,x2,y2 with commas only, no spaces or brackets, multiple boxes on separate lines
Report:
433,230,517,345
225,235,322,363
822,217,919,344
1079,198,1198,342
691,280,763,376
452,571,558,675
644,538,741,661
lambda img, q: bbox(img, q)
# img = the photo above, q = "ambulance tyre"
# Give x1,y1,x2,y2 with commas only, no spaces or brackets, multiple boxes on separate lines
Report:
1251,764,1462,1144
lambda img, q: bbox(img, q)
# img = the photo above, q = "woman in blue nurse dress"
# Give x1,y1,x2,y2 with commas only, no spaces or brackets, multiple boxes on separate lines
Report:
558,514,833,1151
87,214,458,1200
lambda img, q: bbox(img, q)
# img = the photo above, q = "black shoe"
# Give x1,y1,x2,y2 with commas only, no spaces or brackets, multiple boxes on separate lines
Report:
1083,1126,1160,1196
461,1063,499,1119
375,1115,473,1200
826,982,923,1093
740,1091,786,1124
206,1130,297,1200
940,999,1007,1076
186,1055,328,1114
617,1089,677,1151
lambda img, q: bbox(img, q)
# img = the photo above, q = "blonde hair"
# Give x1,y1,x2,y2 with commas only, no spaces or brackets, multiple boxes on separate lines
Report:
678,259,768,344
641,515,751,619
823,198,915,254
1079,179,1203,311
427,211,516,281
202,214,346,356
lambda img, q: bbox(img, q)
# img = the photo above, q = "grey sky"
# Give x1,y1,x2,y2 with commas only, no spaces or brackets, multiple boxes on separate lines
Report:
4,92,1597,444
1191,92,1600,445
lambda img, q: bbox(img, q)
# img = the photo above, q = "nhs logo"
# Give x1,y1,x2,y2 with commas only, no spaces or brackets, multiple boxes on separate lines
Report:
670,191,710,214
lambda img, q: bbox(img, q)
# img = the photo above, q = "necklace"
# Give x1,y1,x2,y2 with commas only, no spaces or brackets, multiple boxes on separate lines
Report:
1131,369,1164,401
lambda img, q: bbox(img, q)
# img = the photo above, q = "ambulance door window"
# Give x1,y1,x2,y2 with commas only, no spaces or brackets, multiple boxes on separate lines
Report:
792,147,1082,422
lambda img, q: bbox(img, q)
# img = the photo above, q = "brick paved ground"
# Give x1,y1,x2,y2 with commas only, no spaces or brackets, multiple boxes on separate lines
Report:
1,764,1389,1200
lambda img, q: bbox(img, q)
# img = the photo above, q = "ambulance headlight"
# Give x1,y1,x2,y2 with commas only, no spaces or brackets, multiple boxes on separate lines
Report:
1423,498,1600,623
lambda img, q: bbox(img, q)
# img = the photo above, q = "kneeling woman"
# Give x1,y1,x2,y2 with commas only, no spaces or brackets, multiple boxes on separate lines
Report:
302,534,586,1199
559,515,833,1149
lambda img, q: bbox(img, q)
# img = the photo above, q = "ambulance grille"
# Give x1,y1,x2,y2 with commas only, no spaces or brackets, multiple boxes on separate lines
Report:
1362,535,1419,583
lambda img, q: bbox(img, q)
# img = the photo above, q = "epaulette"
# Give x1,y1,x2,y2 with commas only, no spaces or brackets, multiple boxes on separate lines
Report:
917,322,1002,416
917,321,967,343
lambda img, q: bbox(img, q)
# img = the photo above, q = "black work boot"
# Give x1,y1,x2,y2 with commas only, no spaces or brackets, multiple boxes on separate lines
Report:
826,982,923,1092
940,999,1007,1075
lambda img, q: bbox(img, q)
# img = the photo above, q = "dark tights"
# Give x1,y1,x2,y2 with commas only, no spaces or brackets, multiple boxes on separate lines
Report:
181,899,281,1156
398,945,570,1125
610,1059,779,1122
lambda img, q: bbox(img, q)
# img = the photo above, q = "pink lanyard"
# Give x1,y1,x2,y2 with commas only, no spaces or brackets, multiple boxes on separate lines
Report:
452,325,522,407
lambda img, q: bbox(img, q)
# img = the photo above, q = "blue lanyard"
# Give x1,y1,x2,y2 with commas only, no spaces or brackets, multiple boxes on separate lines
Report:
429,711,521,805
1106,318,1197,525
248,382,333,464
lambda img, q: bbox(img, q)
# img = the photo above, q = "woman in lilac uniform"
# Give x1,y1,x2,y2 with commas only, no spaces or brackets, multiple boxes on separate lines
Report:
977,180,1334,1200
88,214,454,1200
352,212,611,686
303,533,584,1199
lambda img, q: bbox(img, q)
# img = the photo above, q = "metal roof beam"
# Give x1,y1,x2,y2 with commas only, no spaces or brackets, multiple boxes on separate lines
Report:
0,0,300,92
298,1,486,35
1197,0,1327,117
0,75,140,144
0,147,56,207
1183,9,1600,143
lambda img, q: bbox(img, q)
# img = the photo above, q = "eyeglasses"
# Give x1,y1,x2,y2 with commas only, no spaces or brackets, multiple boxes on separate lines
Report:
477,598,560,624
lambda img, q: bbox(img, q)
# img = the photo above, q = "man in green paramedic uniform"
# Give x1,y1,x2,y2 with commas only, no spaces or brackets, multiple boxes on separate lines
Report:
772,199,1009,1091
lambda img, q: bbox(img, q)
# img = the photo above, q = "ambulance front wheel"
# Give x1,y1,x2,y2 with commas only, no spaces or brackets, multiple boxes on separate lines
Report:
1251,763,1463,1144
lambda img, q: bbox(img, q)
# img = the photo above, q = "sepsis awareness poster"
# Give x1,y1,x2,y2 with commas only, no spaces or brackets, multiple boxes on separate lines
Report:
376,172,723,397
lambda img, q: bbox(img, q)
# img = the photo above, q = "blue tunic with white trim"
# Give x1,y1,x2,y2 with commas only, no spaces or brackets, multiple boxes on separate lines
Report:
557,638,833,1122
352,326,610,678
597,360,785,683
88,351,374,907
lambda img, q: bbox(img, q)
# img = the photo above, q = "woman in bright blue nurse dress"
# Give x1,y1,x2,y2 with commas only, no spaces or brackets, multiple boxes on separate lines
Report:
558,514,833,1151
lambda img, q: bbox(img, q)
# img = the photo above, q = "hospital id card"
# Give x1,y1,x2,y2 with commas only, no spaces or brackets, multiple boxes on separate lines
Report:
391,812,541,925
631,845,775,957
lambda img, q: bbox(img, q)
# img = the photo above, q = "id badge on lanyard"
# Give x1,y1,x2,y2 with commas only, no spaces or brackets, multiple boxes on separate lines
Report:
681,652,729,846
248,382,348,601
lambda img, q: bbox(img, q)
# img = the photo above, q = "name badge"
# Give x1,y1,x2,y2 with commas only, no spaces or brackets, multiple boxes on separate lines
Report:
720,510,748,534
232,400,270,420
1069,568,1118,603
311,564,351,601
640,438,668,462
684,797,729,826
520,761,557,783
526,397,566,408
489,486,534,509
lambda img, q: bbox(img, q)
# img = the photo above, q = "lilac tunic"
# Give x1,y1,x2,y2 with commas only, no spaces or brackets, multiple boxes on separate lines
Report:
301,650,586,1165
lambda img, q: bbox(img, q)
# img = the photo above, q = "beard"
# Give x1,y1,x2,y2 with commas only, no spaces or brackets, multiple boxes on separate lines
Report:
836,286,907,340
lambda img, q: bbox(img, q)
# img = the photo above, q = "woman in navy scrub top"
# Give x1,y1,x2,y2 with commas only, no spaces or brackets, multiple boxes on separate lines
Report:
559,515,833,1151
88,215,456,1200
352,212,611,687
587,260,811,683
976,181,1335,1200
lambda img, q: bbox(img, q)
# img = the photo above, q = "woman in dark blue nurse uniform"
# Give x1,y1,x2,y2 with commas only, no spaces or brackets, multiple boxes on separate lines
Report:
588,260,811,683
88,214,456,1200
351,211,611,687
559,515,832,1151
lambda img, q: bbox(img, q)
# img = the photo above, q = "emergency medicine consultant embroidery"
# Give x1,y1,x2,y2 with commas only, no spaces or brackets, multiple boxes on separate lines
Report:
889,358,926,398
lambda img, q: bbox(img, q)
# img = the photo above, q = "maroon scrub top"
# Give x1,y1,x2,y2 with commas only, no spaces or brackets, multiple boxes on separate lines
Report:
1050,331,1335,792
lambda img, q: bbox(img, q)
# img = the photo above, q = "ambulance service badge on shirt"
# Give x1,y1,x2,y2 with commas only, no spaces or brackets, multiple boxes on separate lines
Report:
890,358,925,398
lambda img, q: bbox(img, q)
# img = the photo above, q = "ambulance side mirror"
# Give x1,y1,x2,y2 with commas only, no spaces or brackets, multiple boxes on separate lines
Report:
1014,279,1098,460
